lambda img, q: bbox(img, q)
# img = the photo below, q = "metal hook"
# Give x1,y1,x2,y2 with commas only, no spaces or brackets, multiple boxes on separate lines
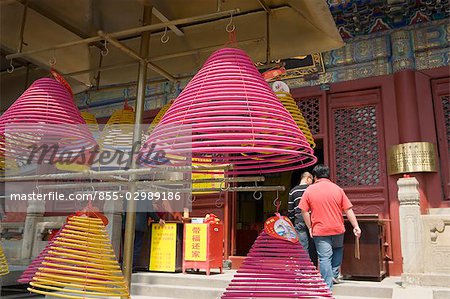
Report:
7,59,14,74
219,179,229,192
101,40,109,56
49,55,56,67
253,190,262,200
226,13,235,32
253,181,262,200
215,191,224,208
273,190,281,209
161,27,169,44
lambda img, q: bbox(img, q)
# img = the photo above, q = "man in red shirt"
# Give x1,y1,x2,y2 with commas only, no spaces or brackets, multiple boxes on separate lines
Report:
299,164,361,290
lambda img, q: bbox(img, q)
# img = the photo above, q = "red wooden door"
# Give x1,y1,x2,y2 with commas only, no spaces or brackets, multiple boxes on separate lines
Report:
432,78,450,201
328,89,389,218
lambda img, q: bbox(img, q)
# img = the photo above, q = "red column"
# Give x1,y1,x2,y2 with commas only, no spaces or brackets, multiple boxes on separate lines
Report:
394,70,421,143
394,70,428,211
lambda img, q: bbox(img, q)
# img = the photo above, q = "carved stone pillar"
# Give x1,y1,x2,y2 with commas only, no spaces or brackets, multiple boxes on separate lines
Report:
21,200,45,262
397,176,424,277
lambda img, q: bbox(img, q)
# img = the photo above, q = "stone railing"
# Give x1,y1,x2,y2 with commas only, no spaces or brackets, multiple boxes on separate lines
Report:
398,176,450,287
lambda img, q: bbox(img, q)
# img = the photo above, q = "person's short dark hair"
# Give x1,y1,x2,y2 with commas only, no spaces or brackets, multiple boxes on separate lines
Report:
300,171,313,182
312,164,330,179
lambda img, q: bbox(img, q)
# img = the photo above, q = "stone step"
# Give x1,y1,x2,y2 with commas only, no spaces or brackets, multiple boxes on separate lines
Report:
333,282,393,298
131,283,225,299
132,272,232,289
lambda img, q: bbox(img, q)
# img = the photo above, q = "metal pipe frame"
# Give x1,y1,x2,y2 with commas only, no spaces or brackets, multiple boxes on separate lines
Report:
14,0,106,52
0,164,232,182
36,185,285,193
62,37,264,77
257,0,272,14
152,7,184,37
98,30,176,81
35,176,266,190
5,9,239,61
122,5,152,285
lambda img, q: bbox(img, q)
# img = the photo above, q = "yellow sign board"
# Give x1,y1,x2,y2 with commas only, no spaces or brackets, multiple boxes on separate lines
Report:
149,223,177,272
184,224,207,261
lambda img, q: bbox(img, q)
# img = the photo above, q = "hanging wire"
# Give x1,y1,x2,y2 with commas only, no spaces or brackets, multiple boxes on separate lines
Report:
226,12,235,32
101,40,109,56
7,59,14,73
161,27,170,44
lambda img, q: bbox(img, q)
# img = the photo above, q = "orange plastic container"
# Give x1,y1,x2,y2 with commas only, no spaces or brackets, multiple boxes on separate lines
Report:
182,223,223,275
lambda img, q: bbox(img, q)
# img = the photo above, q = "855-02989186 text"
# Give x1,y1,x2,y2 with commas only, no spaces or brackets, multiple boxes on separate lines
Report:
9,191,182,201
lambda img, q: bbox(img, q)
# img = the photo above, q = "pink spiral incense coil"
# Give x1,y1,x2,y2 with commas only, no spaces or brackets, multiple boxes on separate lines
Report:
140,48,316,174
221,232,332,298
0,77,96,166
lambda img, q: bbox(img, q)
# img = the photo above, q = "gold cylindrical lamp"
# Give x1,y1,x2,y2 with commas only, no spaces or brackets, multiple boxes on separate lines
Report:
388,142,437,175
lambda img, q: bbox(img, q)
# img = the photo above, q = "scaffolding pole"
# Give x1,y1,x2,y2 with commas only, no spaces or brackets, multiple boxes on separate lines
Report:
122,4,151,287
5,9,239,61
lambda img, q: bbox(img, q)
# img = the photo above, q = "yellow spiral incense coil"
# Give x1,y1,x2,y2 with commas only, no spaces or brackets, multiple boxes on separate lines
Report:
100,105,136,151
0,134,19,173
80,111,100,139
275,91,315,148
28,215,130,299
147,100,174,134
0,244,10,276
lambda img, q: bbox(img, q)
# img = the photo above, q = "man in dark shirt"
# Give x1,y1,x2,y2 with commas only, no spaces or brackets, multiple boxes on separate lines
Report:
288,172,313,253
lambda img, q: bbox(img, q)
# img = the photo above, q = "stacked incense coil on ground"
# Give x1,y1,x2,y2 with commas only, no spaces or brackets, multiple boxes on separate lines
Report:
221,231,332,298
27,215,129,298
0,244,10,276
275,91,316,148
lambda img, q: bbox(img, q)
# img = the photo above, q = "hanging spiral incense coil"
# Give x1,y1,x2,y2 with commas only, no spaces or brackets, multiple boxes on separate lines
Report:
275,91,316,148
18,228,63,284
80,111,100,140
147,100,174,134
0,244,9,276
140,48,317,175
28,215,129,299
0,75,96,166
99,104,135,152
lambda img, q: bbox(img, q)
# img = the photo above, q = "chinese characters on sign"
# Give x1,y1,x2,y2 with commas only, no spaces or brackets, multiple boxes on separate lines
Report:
149,223,177,272
184,224,207,261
